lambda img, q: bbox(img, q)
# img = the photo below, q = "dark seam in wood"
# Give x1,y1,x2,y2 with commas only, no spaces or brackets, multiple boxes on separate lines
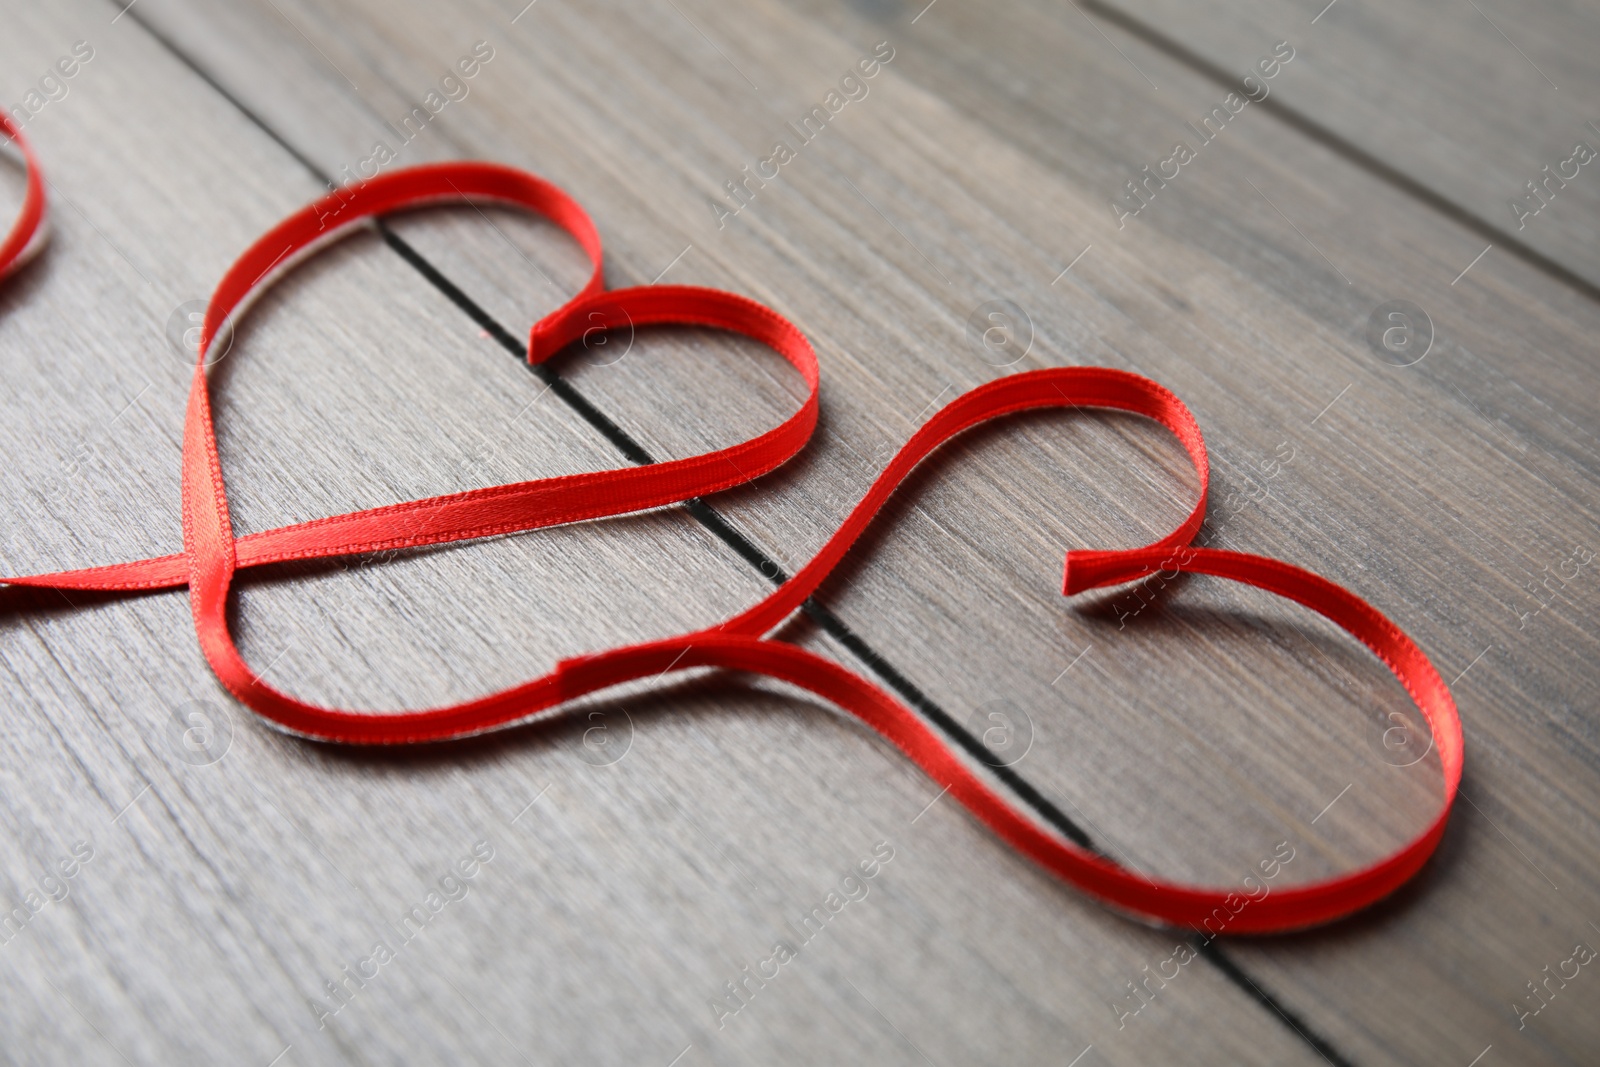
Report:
1080,0,1600,306
1194,936,1357,1067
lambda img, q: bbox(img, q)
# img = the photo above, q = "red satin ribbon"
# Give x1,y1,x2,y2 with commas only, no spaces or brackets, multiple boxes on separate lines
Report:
0,114,49,281
1,151,1461,933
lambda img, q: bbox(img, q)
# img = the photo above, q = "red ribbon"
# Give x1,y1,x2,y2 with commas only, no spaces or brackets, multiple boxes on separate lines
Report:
0,114,48,282
1,142,1461,933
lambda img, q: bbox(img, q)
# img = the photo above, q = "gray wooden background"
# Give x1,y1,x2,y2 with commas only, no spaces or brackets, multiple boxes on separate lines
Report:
1,0,1596,1064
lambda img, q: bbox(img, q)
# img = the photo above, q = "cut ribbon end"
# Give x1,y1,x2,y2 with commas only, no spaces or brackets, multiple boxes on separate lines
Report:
528,298,635,366
526,318,556,366
528,304,582,365
1063,548,1163,597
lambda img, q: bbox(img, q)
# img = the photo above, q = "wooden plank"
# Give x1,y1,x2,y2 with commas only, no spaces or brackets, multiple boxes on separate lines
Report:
1086,0,1600,290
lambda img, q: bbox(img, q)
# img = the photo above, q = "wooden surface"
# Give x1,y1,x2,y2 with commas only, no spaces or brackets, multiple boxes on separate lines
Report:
1,0,1596,1064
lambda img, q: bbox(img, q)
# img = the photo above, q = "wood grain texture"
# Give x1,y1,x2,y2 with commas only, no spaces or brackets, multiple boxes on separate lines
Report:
1088,0,1600,290
1,0,1597,1063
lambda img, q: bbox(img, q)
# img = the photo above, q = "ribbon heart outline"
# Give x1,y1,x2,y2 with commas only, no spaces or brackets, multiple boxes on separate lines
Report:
0,128,1461,932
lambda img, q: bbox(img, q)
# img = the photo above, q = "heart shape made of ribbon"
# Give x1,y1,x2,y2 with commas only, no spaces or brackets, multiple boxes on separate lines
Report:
0,125,1461,933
